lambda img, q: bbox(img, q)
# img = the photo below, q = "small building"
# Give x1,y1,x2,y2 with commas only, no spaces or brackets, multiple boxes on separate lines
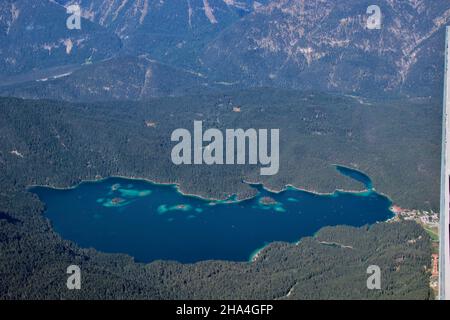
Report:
432,254,439,277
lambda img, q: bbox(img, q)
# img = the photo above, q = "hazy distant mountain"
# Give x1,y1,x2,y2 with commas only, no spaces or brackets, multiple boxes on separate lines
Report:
1,0,449,99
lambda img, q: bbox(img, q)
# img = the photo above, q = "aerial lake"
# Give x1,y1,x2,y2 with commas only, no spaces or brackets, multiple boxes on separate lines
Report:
31,166,393,263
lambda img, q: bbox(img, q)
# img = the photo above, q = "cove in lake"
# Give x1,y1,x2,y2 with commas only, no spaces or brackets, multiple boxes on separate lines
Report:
30,165,393,263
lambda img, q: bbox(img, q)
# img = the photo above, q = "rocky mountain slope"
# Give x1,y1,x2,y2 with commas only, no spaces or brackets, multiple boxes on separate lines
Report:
1,0,449,99
201,0,450,96
0,0,121,78
55,0,268,67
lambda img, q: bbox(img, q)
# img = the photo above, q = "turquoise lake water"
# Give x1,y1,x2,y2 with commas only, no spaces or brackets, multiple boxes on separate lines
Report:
30,166,393,263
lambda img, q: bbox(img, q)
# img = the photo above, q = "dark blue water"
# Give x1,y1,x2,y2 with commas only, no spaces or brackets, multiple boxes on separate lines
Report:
30,166,393,263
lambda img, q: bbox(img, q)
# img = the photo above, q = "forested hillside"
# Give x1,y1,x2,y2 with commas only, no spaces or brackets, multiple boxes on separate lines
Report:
0,91,437,298
0,90,440,210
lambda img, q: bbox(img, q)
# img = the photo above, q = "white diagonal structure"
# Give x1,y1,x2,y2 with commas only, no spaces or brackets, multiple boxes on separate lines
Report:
439,26,450,300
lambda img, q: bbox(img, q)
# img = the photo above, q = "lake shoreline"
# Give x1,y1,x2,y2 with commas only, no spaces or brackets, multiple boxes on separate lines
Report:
28,164,396,264
27,163,385,205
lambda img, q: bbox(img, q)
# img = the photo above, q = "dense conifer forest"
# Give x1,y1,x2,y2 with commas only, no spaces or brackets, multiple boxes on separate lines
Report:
0,90,437,299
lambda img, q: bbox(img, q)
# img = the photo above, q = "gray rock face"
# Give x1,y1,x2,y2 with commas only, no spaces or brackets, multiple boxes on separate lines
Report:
201,0,450,96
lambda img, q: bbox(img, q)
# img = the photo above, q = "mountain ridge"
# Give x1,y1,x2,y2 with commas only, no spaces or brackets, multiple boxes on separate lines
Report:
1,0,449,99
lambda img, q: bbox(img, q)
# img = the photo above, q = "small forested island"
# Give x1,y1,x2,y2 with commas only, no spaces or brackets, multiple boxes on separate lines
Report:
259,196,278,206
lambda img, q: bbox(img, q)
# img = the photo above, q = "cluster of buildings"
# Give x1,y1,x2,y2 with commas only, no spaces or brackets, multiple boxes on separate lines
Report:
390,206,439,228
390,205,440,297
